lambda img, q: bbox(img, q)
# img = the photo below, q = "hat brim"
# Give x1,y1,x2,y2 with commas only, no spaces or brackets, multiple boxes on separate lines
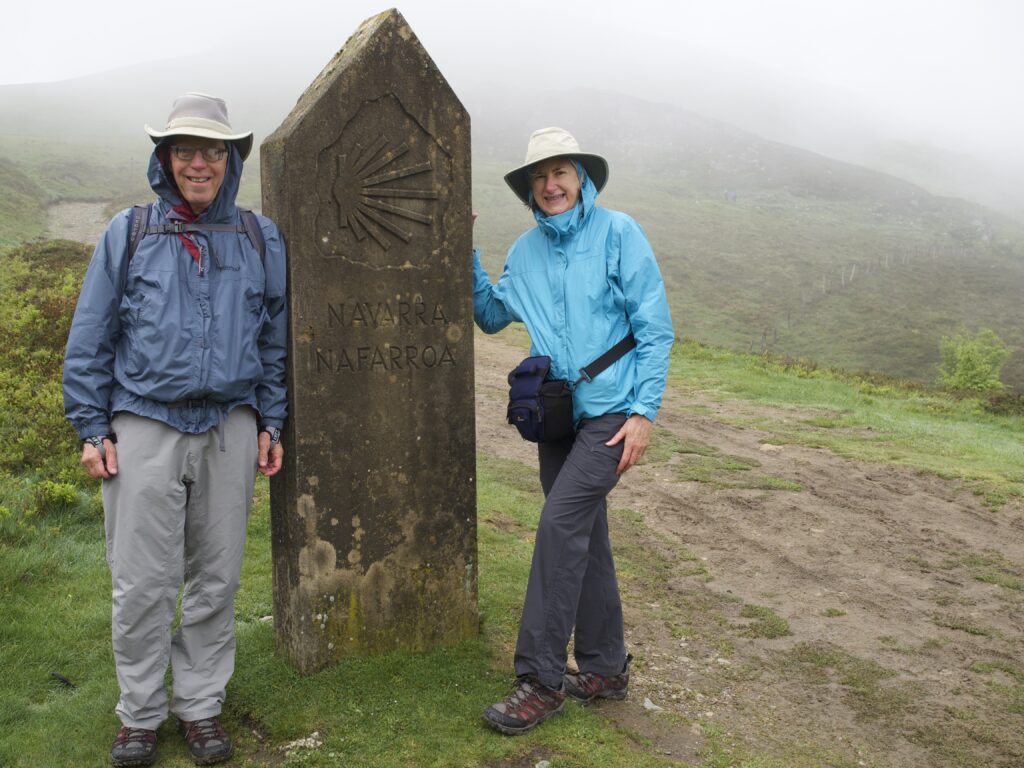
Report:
145,124,253,161
504,152,609,206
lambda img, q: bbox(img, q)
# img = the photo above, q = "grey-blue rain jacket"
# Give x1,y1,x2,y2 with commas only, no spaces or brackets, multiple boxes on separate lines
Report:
473,167,673,424
63,144,287,440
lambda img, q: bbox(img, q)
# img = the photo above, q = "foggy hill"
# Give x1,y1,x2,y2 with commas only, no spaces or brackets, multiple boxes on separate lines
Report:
464,86,1024,390
1,61,1021,390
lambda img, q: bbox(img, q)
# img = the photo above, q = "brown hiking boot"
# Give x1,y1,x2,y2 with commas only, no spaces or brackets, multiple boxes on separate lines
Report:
483,675,566,735
563,654,632,703
110,726,157,767
177,717,233,765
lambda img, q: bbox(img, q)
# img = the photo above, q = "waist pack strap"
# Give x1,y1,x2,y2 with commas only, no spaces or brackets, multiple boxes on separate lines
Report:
574,333,636,385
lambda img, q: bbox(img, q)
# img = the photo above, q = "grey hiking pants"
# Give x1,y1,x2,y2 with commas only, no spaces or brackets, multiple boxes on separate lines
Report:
103,408,257,729
514,412,628,690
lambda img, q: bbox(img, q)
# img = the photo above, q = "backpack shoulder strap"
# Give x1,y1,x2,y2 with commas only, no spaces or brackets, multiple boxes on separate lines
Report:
238,208,266,265
127,204,151,263
126,204,267,266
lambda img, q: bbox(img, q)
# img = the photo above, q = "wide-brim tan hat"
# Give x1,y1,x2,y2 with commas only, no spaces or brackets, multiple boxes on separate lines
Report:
504,126,609,206
145,92,253,161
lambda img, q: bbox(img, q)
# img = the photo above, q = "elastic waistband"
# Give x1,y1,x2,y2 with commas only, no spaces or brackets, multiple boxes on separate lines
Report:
164,398,225,410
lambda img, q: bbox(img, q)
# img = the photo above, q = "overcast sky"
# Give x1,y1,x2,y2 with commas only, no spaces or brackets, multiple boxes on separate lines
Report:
5,0,1022,162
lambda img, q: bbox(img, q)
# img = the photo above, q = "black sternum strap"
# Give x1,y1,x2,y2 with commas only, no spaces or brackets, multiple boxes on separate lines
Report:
146,222,245,235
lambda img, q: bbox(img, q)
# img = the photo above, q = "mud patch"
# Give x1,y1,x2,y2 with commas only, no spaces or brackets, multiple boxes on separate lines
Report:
474,329,1024,768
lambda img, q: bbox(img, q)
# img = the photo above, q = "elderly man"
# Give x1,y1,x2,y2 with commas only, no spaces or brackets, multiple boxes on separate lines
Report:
63,93,287,767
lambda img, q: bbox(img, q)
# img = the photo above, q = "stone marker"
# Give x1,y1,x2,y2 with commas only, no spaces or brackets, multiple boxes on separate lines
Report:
261,8,477,673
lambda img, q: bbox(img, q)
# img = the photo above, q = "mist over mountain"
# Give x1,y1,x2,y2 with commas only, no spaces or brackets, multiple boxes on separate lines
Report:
2,30,1020,221
1,45,1021,390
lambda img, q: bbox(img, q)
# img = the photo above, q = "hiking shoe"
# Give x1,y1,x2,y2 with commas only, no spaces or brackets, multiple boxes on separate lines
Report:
110,726,157,767
177,717,233,765
564,654,632,703
483,675,566,735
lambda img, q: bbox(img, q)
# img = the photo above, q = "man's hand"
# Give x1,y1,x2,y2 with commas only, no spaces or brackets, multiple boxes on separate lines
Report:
258,431,284,477
80,438,118,479
605,414,653,475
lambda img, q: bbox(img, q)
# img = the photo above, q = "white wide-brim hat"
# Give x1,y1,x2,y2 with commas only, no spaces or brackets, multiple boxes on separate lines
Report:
145,92,253,161
504,126,609,206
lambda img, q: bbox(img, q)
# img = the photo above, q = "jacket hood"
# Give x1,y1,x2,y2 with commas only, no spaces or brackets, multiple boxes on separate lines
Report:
533,160,599,241
148,141,243,222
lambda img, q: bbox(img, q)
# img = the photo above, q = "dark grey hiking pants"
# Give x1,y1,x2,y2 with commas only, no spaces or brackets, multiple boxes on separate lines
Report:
514,412,628,690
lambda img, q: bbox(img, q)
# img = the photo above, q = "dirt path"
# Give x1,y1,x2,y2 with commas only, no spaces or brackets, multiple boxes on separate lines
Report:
474,330,1024,767
47,201,108,244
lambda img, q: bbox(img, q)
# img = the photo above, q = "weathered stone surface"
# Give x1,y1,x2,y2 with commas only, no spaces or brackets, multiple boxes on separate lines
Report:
261,9,477,673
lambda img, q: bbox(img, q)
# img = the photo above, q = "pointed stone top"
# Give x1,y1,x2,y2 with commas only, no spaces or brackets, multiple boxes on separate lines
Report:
267,8,455,146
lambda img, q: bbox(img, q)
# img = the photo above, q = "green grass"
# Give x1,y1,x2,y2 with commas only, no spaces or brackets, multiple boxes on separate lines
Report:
739,605,791,639
0,467,675,768
669,339,1024,505
784,642,906,721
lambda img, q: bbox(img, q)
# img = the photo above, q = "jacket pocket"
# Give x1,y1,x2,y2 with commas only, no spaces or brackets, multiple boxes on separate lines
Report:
121,275,188,382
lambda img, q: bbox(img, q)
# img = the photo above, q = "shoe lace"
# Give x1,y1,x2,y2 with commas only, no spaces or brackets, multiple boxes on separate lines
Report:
574,670,607,693
184,718,227,746
572,653,632,694
115,727,155,748
505,677,556,716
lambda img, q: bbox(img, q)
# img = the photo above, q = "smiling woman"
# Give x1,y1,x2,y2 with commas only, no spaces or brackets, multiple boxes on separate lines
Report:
472,126,674,735
529,157,581,216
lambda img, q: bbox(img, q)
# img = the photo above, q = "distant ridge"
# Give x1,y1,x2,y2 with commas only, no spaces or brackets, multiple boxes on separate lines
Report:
1,64,1021,390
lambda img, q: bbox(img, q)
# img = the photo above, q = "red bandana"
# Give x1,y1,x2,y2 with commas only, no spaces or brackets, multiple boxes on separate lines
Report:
171,203,202,264
156,145,203,265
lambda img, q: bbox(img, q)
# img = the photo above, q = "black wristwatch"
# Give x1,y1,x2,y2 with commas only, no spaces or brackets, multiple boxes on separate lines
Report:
83,433,117,449
260,426,281,447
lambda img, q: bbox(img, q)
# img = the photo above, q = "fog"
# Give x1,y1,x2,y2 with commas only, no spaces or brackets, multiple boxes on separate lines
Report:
7,0,1024,209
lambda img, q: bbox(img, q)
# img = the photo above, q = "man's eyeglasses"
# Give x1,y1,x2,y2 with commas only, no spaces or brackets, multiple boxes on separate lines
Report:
170,145,229,163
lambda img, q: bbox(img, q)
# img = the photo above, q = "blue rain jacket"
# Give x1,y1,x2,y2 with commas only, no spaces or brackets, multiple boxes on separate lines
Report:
473,169,674,424
63,144,287,440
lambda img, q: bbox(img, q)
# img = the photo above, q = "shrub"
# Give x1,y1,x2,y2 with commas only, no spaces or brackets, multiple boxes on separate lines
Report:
984,391,1024,417
0,240,90,479
937,328,1010,393
34,480,79,514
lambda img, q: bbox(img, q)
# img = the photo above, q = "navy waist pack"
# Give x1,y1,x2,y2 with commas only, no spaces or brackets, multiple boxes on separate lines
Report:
507,356,574,443
506,333,637,443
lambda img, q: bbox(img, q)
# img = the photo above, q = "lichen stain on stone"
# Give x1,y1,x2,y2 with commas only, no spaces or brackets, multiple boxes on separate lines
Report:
445,324,463,343
292,518,477,664
296,325,315,344
298,539,337,580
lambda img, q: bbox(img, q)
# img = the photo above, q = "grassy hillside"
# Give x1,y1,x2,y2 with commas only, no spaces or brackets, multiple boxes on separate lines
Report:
0,158,48,246
1,82,1021,390
469,88,1024,390
0,136,152,244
